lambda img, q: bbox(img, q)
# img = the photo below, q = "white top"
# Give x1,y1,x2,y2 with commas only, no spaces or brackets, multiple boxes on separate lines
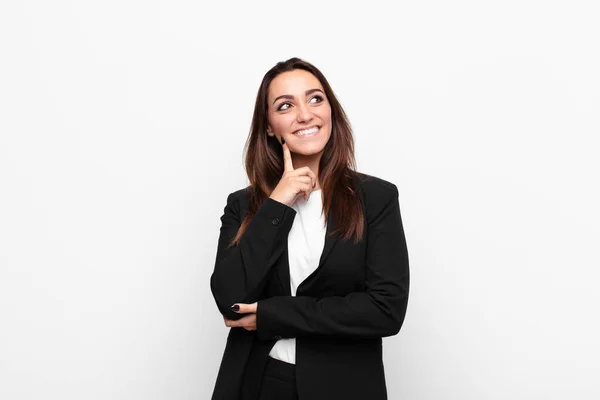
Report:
268,189,327,364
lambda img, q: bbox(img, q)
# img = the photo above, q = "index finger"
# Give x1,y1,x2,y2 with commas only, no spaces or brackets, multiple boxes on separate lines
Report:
231,302,257,314
282,140,294,172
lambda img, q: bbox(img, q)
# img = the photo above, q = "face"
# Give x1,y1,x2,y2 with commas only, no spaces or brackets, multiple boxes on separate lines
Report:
266,69,332,157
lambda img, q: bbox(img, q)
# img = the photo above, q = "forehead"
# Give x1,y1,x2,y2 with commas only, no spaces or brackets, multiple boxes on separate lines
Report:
268,69,323,100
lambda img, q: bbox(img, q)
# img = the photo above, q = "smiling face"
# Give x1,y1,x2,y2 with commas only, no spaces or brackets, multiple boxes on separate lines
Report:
266,69,332,157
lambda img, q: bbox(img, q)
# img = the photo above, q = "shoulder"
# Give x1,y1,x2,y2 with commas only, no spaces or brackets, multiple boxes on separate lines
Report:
217,186,254,222
222,173,399,210
226,186,251,203
355,171,399,198
221,186,253,213
354,172,400,222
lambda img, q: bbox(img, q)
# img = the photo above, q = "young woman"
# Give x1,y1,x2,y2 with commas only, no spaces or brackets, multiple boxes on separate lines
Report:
210,57,410,400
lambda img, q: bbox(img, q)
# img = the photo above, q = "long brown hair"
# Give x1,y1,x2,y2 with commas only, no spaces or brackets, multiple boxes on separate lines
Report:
229,57,364,247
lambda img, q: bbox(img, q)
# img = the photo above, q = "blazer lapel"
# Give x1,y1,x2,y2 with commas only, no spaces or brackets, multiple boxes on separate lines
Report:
318,210,339,268
275,209,340,295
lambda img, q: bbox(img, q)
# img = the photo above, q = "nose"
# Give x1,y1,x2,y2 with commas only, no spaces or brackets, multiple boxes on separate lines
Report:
296,102,313,123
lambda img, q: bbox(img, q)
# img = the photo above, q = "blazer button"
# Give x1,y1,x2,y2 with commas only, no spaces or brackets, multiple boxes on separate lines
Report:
271,217,280,225
274,335,282,340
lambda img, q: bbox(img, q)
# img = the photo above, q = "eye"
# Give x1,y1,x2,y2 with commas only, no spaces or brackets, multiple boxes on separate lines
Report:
277,102,291,111
276,95,324,111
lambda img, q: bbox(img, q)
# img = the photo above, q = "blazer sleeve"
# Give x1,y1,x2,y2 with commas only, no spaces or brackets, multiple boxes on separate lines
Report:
255,184,409,340
210,191,297,321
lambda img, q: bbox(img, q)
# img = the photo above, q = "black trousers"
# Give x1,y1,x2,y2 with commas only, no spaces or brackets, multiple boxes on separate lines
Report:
256,356,298,400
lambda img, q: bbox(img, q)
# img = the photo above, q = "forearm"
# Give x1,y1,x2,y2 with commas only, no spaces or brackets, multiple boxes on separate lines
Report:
211,195,296,320
256,282,409,340
256,184,410,339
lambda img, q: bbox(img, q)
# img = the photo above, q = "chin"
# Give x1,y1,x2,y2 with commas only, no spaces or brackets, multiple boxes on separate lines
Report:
295,150,320,156
292,145,327,157
291,138,327,153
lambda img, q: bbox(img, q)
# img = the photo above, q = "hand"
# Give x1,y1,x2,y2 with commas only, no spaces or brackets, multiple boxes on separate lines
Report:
269,137,317,206
223,302,258,331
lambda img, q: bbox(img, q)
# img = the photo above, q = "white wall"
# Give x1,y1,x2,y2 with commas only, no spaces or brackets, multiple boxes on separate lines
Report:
1,1,598,399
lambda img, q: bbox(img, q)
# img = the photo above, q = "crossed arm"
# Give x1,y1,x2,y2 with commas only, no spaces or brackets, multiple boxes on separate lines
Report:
210,184,410,339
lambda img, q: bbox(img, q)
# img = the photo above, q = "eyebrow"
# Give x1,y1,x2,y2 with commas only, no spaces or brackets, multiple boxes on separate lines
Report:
272,88,325,105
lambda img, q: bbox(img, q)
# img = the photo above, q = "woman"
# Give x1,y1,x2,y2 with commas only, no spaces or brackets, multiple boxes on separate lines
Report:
210,57,410,400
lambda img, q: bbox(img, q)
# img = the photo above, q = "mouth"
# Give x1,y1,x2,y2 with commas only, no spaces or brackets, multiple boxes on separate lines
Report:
292,125,320,138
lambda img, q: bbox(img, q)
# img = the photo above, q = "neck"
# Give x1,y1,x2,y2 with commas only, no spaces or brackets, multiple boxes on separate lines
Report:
291,152,322,190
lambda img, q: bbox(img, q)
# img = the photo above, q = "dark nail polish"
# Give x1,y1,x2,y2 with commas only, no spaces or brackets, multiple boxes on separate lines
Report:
231,304,240,312
281,136,285,145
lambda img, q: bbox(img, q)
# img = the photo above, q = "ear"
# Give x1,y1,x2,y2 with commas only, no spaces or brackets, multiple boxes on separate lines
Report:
266,125,274,137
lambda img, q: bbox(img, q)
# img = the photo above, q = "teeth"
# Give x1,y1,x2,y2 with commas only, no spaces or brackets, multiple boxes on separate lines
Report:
295,126,319,136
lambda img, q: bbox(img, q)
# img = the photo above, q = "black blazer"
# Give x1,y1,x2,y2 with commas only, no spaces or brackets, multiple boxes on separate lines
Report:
210,172,410,400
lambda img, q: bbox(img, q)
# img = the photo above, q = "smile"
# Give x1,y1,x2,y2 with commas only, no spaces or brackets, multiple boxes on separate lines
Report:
293,126,320,137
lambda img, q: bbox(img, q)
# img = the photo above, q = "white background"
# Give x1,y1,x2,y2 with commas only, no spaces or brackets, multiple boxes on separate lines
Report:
1,1,599,399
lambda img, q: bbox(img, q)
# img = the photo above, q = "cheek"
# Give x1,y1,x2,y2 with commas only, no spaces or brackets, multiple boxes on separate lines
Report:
316,106,332,124
270,115,296,133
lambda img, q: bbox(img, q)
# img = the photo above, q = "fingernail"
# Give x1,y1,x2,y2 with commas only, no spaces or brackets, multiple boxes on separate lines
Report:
231,304,240,312
281,136,285,145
